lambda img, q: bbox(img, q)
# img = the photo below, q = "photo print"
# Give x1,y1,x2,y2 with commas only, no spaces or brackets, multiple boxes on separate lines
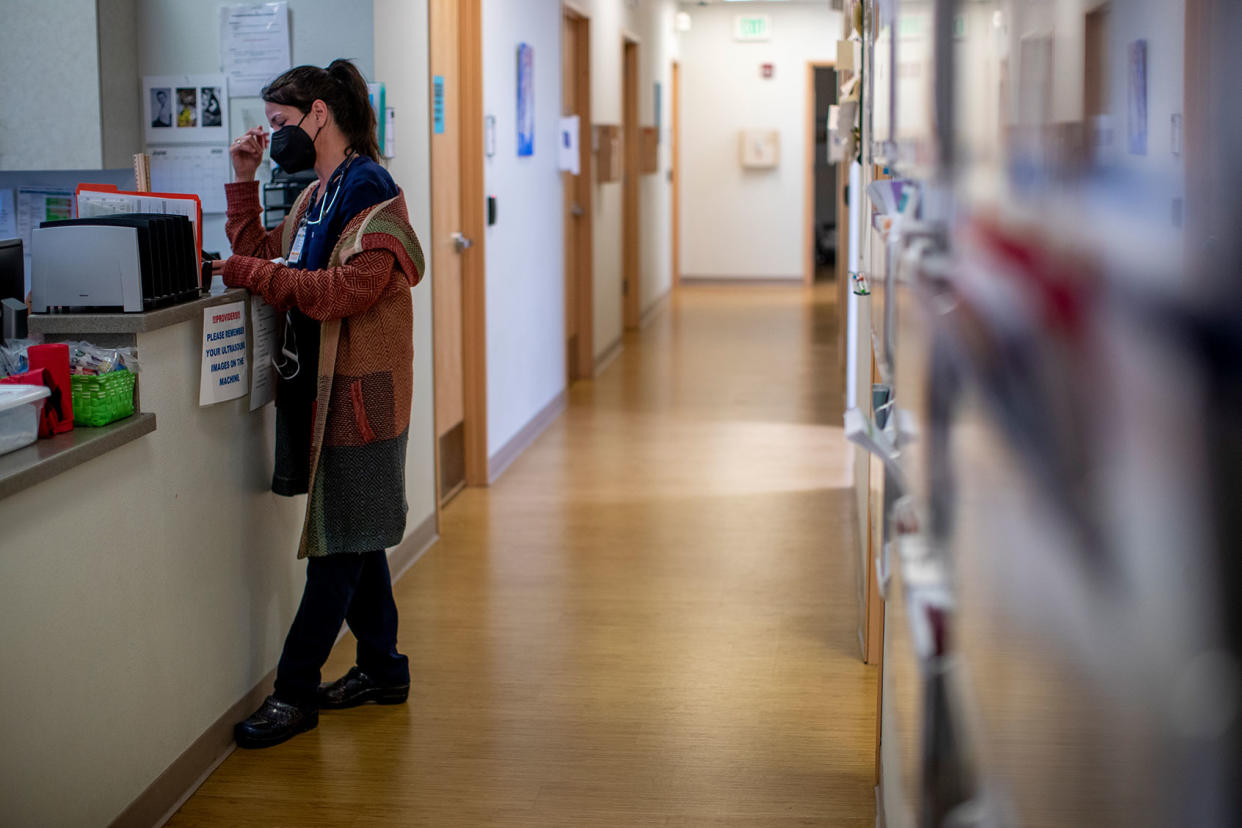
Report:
150,88,172,128
201,87,223,128
177,88,198,128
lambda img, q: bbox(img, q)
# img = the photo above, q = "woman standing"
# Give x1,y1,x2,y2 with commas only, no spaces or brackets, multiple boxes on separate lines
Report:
215,59,424,749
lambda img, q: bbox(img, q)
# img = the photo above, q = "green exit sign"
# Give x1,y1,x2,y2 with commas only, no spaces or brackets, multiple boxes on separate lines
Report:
734,14,772,41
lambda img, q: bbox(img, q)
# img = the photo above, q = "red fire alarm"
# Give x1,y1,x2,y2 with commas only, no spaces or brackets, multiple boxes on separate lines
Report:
761,63,775,79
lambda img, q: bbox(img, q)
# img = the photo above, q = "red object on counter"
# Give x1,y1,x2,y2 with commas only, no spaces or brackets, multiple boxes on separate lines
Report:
27,344,73,433
0,368,62,438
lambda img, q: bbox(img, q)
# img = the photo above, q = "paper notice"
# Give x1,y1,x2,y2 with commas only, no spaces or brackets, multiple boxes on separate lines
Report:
248,295,278,411
200,301,249,406
558,115,580,175
220,2,291,98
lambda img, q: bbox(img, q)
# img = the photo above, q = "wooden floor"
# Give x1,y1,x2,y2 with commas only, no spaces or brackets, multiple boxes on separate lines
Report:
168,284,878,827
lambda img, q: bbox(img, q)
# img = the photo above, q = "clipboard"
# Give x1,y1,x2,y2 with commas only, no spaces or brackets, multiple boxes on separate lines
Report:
75,183,204,272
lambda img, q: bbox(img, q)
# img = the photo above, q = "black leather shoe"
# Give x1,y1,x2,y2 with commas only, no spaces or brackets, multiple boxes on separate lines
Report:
318,667,409,709
234,695,318,749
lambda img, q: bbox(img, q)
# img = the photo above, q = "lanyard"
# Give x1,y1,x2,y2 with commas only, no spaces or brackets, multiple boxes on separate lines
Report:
273,153,357,383
306,151,357,228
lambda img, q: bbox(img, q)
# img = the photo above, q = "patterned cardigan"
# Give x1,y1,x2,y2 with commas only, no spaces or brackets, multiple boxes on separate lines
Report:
222,180,425,558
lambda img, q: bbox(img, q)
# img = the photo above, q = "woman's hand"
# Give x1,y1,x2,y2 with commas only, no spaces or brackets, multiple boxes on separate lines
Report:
211,258,228,277
229,126,268,181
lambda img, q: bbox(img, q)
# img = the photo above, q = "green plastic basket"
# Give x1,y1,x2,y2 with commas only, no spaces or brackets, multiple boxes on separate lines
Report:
71,371,137,427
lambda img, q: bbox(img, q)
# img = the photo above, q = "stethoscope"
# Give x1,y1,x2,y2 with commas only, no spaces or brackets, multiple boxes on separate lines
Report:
273,152,358,382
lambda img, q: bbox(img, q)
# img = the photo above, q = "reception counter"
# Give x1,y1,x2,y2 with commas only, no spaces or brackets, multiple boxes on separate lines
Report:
0,291,436,827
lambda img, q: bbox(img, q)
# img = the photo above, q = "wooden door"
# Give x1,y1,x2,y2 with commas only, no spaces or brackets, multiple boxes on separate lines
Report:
622,39,640,329
562,9,594,382
430,0,487,504
1083,5,1109,121
671,61,680,289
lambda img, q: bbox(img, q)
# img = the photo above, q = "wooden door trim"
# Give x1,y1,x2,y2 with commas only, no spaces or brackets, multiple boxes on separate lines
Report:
804,60,836,287
459,0,489,486
622,38,640,329
563,4,595,381
671,60,680,289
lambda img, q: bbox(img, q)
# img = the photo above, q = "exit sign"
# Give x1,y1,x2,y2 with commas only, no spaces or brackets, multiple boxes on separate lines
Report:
734,14,771,41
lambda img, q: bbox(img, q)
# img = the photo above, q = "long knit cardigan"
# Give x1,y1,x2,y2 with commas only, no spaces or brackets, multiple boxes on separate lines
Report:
222,180,425,558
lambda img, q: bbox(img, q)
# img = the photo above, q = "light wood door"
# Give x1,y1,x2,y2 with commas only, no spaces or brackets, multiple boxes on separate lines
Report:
671,61,680,288
430,0,466,503
1083,5,1109,121
562,9,593,382
622,39,640,329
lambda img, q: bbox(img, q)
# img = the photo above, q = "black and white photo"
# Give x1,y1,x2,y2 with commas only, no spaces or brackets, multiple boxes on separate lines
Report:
150,88,172,127
201,87,223,127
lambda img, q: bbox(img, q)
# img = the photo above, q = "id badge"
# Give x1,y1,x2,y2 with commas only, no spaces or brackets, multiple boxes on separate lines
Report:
288,224,308,266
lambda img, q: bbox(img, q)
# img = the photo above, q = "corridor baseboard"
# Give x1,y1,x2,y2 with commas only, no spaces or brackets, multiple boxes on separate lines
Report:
679,275,804,286
390,512,440,583
640,288,672,330
594,337,624,377
109,515,439,828
488,391,568,485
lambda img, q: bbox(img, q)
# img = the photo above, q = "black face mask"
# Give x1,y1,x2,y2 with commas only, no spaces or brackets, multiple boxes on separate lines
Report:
270,112,319,173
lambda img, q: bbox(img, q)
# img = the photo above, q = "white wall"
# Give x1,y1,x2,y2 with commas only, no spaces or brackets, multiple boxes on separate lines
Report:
374,0,437,548
136,0,377,256
473,0,680,445
481,0,568,456
679,3,840,280
1107,0,1184,186
565,0,679,358
0,0,104,170
637,0,680,318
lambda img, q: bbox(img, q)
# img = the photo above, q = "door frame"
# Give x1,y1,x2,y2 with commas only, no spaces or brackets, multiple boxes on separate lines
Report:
459,0,488,487
803,60,836,287
671,60,680,289
429,0,489,510
562,4,595,382
622,35,641,329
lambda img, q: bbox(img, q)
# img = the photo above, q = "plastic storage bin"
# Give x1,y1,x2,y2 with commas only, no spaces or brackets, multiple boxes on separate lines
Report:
71,371,137,427
0,384,51,456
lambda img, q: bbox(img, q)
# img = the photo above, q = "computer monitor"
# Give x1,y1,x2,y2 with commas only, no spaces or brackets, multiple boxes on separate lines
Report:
0,238,23,303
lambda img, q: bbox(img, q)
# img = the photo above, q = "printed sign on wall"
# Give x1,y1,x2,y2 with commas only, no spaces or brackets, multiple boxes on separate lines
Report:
433,76,446,135
200,301,248,406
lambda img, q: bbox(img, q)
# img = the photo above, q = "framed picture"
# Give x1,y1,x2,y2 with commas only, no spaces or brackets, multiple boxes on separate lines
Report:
517,44,535,157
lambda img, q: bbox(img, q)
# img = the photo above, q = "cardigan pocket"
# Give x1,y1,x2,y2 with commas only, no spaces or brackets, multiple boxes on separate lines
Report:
349,379,377,444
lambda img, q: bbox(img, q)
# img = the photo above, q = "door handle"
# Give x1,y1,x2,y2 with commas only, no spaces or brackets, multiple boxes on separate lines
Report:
570,203,585,217
452,232,473,252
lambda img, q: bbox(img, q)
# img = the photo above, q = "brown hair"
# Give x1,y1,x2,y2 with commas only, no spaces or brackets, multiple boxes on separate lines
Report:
261,59,380,161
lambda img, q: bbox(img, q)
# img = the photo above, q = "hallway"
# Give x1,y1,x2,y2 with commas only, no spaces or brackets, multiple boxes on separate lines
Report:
168,284,877,827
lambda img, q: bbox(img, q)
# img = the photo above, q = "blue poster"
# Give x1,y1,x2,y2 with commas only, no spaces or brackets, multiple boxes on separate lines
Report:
517,44,534,156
